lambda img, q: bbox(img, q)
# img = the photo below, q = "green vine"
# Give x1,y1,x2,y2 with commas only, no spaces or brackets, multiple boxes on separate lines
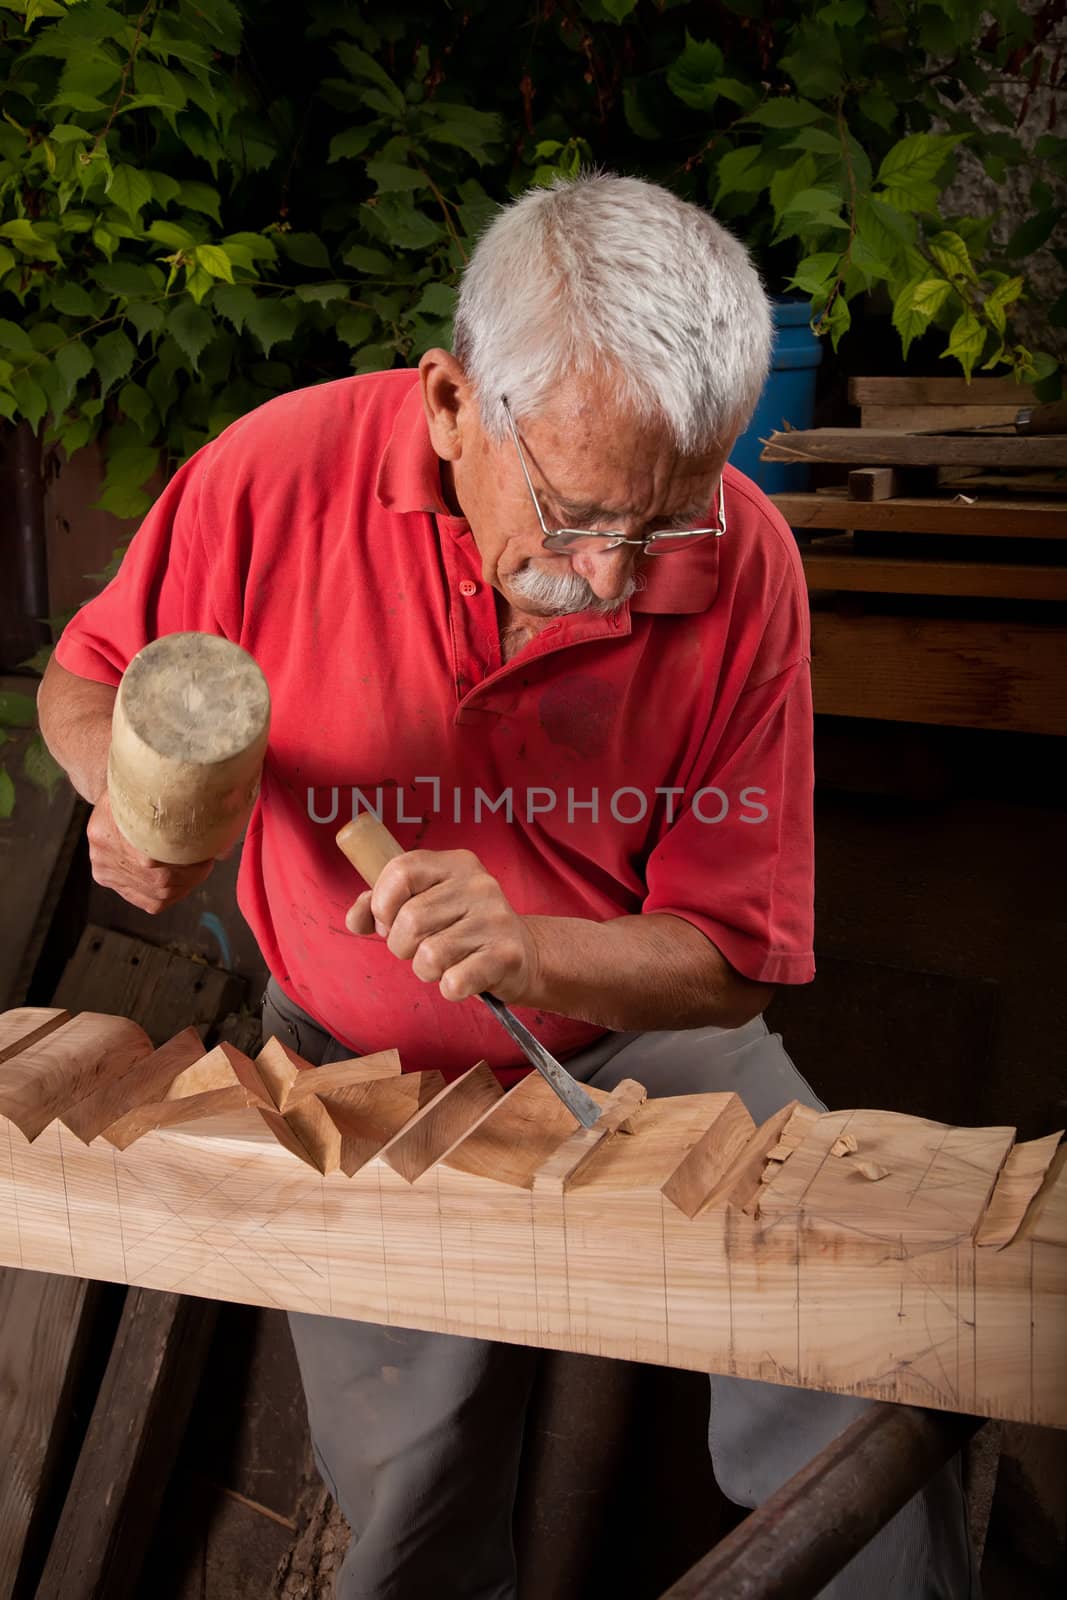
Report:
0,0,1062,525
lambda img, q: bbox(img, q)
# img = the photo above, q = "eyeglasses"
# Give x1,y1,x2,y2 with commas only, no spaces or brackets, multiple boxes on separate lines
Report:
500,396,726,555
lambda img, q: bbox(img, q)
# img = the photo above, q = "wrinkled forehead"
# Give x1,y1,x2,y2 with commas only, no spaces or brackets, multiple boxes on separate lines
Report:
516,399,722,524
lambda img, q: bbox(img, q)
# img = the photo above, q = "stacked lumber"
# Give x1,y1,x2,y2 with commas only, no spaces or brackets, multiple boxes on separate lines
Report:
1,1003,1064,1430
761,378,1067,734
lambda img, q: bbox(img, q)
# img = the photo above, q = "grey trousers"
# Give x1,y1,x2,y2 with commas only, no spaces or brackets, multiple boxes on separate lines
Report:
262,980,978,1600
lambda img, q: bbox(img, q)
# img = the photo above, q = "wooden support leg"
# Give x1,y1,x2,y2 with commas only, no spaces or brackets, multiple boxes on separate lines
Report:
33,1288,220,1600
656,1403,982,1600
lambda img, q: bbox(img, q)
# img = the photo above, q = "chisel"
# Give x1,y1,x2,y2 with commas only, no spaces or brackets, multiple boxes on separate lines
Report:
336,814,601,1128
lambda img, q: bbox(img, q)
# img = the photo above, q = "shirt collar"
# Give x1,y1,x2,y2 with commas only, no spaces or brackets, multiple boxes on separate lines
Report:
374,373,721,615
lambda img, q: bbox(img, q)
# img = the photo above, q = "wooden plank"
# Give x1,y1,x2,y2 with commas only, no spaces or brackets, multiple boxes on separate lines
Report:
802,551,1067,603
762,429,1067,469
1,1023,1062,1426
53,926,245,1046
0,676,82,1011
860,404,1023,433
811,612,1067,734
849,377,1038,407
0,934,245,1600
33,1289,219,1600
771,491,1067,539
848,468,902,501
0,1272,108,1600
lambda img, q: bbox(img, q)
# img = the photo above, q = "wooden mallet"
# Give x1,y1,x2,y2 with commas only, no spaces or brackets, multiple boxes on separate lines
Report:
108,632,271,865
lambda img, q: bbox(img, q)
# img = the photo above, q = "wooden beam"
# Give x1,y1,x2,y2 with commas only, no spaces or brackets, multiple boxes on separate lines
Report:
848,377,1038,407
847,468,902,501
0,1273,108,1600
0,676,82,1012
771,492,1067,539
811,612,1067,735
33,1289,219,1600
53,926,244,1047
761,429,1067,469
858,404,1022,433
0,1007,1063,1428
802,551,1067,603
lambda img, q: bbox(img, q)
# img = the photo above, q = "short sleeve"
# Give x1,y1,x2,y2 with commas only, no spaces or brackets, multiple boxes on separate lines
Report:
53,446,230,687
642,659,815,985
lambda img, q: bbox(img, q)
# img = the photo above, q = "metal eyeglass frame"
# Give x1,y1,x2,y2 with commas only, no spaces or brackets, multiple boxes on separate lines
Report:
500,395,726,555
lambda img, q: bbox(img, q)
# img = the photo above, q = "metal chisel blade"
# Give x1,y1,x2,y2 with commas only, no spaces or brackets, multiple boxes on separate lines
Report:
477,992,601,1128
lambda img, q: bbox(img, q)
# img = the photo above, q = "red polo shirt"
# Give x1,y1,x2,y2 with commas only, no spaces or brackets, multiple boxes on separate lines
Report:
56,370,814,1080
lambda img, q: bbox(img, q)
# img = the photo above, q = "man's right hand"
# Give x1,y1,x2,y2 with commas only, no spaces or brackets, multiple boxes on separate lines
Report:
87,788,215,915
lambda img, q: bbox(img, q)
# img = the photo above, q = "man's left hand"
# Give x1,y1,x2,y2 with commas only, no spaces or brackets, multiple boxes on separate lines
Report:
344,849,540,1003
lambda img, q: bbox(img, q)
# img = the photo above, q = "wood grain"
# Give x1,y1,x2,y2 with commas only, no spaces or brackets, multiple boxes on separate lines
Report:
0,1006,1063,1428
811,612,1067,735
801,550,1067,602
771,492,1067,538
762,429,1067,468
849,377,1038,407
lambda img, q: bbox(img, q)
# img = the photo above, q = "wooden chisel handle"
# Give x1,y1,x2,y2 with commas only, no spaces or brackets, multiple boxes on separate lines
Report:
334,813,602,1128
336,813,406,888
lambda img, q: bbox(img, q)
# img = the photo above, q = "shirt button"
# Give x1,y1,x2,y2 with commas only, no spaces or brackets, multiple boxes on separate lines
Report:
459,579,478,597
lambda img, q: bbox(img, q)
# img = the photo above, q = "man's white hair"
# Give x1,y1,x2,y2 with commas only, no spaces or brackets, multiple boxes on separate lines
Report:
453,172,773,455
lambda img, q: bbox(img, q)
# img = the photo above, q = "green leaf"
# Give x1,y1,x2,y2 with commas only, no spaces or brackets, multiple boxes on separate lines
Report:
414,283,457,317
858,88,897,132
779,38,843,99
350,341,397,374
667,33,725,112
328,126,376,162
126,300,165,341
176,180,222,224
50,281,96,317
10,372,48,432
1005,210,1058,258
0,691,36,728
245,296,302,356
148,219,197,250
107,165,152,219
93,328,136,396
820,292,851,351
47,124,92,145
927,230,977,285
94,261,159,297
294,282,349,305
342,244,392,275
0,319,35,354
118,380,155,430
365,195,443,250
911,277,954,316
53,339,93,409
366,159,428,194
212,283,258,332
194,244,234,283
746,98,825,128
20,733,62,800
277,232,331,270
335,309,376,347
984,274,1025,336
876,134,963,211
770,153,818,222
714,147,768,202
168,300,214,370
702,77,755,111
601,0,638,18
787,252,841,294
333,43,406,114
942,311,985,381
223,231,277,264
0,768,14,821
94,444,160,518
891,274,937,358
622,82,662,141
778,188,847,228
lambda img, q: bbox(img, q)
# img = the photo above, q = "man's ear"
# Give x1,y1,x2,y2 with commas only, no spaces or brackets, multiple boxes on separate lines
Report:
419,349,472,462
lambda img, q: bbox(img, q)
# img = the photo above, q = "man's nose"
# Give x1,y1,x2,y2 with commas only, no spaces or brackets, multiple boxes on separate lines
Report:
568,546,635,600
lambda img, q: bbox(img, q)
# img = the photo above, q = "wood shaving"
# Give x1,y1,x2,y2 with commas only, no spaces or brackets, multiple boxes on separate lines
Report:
831,1134,859,1157
853,1160,890,1181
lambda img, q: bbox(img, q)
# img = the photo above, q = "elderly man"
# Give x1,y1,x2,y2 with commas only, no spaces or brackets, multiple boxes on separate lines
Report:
39,175,974,1599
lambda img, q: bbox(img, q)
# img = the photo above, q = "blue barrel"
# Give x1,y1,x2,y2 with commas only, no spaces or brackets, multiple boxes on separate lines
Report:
729,298,823,492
